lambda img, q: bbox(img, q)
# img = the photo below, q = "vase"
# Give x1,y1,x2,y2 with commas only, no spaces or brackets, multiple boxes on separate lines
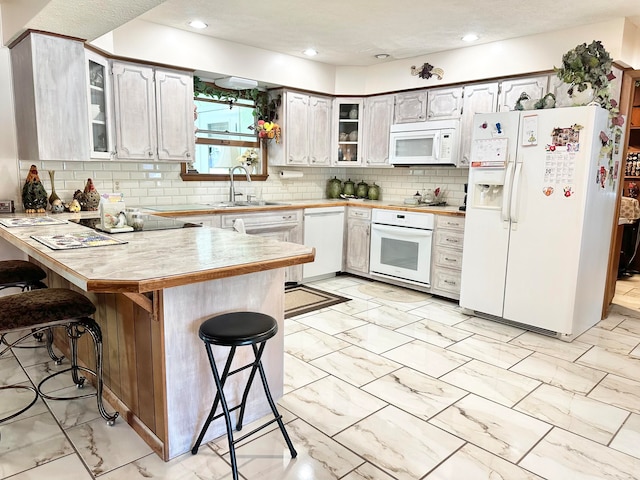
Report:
570,83,595,106
48,170,60,207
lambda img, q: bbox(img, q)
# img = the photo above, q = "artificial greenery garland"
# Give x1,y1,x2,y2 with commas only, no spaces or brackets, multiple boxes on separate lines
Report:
193,76,281,122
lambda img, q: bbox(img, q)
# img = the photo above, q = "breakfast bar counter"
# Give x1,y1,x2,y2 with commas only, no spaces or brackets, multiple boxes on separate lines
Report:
0,215,315,460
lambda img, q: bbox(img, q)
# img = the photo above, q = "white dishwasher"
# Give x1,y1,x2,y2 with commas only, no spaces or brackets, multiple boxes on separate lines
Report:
303,206,345,281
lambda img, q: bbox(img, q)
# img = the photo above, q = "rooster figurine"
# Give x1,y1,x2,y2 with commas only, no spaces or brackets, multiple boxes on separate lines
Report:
22,165,48,213
77,178,100,211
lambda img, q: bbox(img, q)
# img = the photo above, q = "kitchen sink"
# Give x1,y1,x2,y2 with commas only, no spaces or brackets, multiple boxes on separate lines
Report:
206,201,291,208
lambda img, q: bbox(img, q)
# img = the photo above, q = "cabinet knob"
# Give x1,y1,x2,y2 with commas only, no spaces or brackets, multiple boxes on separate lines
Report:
186,153,191,158
148,151,153,157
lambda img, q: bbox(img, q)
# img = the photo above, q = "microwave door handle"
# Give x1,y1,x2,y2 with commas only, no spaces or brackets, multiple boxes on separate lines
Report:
433,134,440,160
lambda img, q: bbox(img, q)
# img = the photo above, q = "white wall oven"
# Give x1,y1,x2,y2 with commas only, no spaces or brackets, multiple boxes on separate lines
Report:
370,209,434,286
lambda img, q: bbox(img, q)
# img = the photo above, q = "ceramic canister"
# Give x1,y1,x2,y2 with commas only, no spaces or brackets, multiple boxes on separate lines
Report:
356,180,368,198
326,176,342,199
342,178,355,196
367,182,380,200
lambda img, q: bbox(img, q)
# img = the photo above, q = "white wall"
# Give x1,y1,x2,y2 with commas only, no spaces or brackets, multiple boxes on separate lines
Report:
0,13,20,205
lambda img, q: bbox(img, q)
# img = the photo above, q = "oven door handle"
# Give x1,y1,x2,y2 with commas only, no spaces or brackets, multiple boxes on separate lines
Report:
372,224,432,238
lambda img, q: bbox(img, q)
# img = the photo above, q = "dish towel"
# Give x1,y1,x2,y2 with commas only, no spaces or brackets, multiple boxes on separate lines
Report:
232,218,246,234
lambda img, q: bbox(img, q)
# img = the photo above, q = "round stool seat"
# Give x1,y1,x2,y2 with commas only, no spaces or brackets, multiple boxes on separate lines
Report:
0,288,96,332
199,312,277,346
0,260,46,285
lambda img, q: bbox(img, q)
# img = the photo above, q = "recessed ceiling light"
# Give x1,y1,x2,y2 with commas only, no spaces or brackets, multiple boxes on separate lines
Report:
375,53,390,59
462,33,479,42
303,48,318,57
189,20,208,29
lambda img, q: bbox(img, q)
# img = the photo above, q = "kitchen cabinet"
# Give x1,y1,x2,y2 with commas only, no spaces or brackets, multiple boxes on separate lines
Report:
219,209,303,283
394,90,428,123
497,75,548,112
459,82,500,166
430,215,465,300
11,32,90,161
171,215,221,228
85,50,113,159
334,98,364,166
362,94,394,166
269,91,332,166
344,207,371,276
427,87,463,120
112,61,194,162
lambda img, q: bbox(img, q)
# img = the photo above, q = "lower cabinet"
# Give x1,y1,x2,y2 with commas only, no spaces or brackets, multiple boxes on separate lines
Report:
430,215,465,300
344,207,371,276
219,210,303,284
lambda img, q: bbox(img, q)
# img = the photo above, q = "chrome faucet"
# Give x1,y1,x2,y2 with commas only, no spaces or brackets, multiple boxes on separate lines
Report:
229,165,252,203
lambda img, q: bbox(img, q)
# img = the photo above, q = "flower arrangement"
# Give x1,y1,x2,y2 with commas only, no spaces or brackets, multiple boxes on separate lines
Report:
254,120,281,143
236,148,260,167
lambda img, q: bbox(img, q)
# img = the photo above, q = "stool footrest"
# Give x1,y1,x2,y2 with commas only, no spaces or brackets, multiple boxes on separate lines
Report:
232,415,282,445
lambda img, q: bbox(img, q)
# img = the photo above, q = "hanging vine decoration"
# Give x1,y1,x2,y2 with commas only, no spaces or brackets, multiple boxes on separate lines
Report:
410,63,444,80
193,76,281,122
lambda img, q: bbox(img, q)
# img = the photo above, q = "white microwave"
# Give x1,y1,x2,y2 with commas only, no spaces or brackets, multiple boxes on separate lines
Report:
389,119,460,166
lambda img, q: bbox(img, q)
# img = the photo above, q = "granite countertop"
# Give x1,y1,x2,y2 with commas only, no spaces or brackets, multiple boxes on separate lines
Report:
0,213,315,293
146,199,466,217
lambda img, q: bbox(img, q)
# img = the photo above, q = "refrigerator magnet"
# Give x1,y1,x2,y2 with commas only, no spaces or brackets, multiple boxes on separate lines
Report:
563,186,573,197
543,187,554,196
522,115,538,146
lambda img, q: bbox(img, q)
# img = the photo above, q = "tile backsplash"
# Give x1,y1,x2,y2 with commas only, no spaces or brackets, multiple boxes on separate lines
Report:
18,160,469,209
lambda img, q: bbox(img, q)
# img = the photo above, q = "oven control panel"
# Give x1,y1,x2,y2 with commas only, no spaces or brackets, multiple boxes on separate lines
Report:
371,209,434,229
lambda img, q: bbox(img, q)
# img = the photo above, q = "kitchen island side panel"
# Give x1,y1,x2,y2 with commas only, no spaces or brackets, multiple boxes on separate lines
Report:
162,268,285,460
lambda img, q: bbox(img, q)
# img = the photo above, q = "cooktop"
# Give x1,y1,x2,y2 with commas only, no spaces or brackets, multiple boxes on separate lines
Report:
69,215,202,232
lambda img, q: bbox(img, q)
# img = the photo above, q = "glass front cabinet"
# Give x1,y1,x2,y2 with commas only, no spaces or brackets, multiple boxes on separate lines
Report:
333,98,363,166
85,50,113,159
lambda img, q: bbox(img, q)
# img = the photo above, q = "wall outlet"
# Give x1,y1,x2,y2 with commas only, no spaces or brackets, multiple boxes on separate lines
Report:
114,181,120,191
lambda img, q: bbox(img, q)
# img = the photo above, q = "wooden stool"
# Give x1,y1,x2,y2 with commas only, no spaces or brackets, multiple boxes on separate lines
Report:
0,288,118,425
191,311,296,480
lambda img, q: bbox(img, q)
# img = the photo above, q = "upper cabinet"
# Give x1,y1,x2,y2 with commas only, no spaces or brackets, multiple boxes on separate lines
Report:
427,87,463,120
497,76,549,112
85,50,113,159
394,90,428,123
459,82,499,166
268,90,332,166
11,32,90,161
111,61,194,162
334,98,364,166
362,94,394,166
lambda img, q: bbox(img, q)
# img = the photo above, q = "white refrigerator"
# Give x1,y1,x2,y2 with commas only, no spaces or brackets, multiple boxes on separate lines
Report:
459,105,621,339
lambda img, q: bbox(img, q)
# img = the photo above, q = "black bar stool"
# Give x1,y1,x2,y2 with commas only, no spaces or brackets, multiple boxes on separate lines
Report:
0,288,118,425
191,311,297,479
0,260,47,292
0,260,62,364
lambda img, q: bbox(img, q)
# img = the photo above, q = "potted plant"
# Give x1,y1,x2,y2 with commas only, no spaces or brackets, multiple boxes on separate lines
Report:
554,40,614,108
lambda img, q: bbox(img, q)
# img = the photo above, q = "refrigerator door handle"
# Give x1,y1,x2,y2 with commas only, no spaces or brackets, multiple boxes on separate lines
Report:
510,162,523,226
502,161,515,223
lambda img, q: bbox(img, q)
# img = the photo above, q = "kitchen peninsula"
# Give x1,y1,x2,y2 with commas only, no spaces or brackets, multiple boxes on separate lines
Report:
0,214,315,460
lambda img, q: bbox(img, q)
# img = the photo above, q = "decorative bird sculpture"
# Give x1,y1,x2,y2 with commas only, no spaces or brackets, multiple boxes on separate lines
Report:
22,165,48,213
76,178,100,211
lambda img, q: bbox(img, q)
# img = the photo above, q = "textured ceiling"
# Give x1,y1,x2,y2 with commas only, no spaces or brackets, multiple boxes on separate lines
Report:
139,0,640,66
2,0,640,65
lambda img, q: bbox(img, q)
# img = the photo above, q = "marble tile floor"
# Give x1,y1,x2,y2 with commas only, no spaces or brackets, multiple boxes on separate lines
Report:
1,275,640,479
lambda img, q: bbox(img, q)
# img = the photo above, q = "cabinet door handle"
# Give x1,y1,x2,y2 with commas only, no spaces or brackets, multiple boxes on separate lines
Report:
445,238,459,243
444,279,457,286
444,257,458,263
